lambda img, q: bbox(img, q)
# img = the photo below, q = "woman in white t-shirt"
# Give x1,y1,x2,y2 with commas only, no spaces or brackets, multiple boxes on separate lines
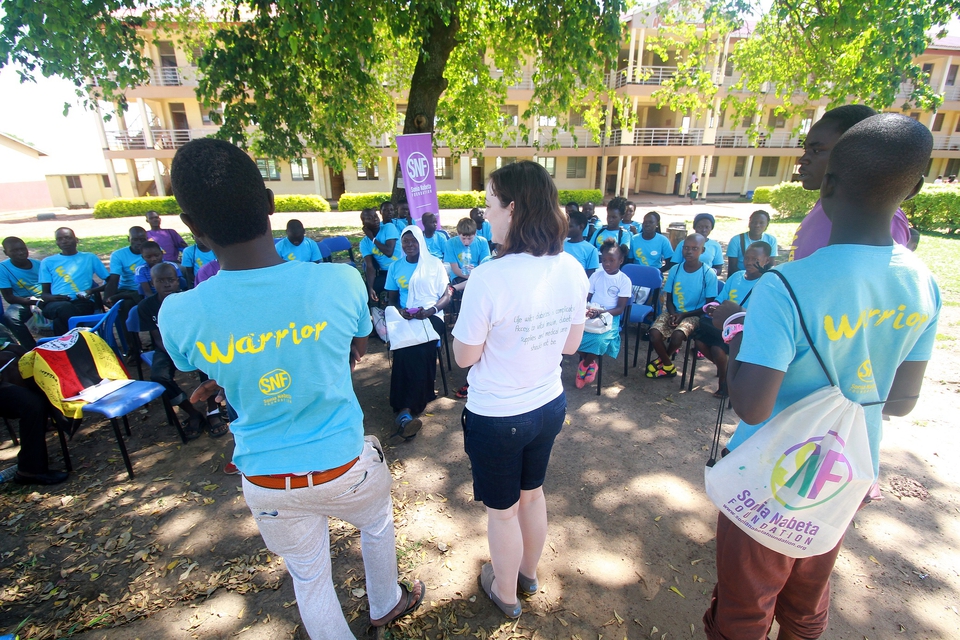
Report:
574,239,632,389
453,161,588,619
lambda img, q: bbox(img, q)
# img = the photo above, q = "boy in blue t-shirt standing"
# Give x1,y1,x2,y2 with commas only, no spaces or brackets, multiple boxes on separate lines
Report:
563,210,599,277
646,233,717,379
161,139,423,639
703,114,940,640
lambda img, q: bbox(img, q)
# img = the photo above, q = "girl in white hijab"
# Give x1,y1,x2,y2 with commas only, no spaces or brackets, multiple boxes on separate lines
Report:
383,223,452,444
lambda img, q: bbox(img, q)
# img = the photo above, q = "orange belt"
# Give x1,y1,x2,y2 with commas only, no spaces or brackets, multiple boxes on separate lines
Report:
244,457,359,490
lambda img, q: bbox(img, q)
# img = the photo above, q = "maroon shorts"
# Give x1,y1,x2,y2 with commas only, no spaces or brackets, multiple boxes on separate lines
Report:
702,512,843,639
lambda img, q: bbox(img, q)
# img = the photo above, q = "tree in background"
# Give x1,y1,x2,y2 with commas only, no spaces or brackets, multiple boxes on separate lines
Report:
0,0,625,197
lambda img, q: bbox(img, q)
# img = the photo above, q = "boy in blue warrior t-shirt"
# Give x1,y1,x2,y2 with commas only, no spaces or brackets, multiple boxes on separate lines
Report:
0,236,42,348
360,207,400,304
394,202,414,232
470,207,493,243
181,238,216,288
703,114,940,640
563,210,599,277
161,139,423,637
275,219,322,263
39,227,109,335
421,212,449,259
726,209,779,275
630,211,674,271
646,233,717,379
444,218,490,283
669,212,724,275
620,200,639,234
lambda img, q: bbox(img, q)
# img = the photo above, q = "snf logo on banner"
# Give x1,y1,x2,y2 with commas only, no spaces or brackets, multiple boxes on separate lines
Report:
770,431,853,510
405,152,430,184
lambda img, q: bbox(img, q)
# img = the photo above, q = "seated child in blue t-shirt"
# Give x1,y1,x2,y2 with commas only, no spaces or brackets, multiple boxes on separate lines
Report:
394,202,414,232
669,213,724,275
360,207,400,303
620,200,639,234
444,218,490,283
590,197,630,251
181,238,216,288
275,219,322,263
647,233,717,379
421,213,450,260
575,240,631,388
630,211,674,271
135,241,186,296
564,210,599,277
726,210,779,275
694,240,773,397
470,207,493,244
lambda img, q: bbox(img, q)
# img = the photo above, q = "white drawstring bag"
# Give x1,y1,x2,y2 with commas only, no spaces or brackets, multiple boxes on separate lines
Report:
704,271,877,559
384,306,440,351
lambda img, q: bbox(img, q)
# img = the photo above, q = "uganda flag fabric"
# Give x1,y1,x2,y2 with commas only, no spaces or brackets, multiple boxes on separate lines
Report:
19,330,129,419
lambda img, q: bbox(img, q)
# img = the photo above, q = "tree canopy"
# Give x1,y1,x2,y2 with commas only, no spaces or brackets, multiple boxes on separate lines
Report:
2,0,959,170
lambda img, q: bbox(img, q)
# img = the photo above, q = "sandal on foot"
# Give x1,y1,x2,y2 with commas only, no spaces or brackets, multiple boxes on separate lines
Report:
713,385,728,399
206,410,229,438
387,414,422,445
646,363,676,379
518,571,538,597
183,414,205,441
574,362,589,389
371,579,425,627
455,384,469,399
646,359,662,374
479,562,521,618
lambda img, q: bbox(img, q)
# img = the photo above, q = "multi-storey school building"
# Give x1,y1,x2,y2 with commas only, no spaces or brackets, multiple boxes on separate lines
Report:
86,8,960,206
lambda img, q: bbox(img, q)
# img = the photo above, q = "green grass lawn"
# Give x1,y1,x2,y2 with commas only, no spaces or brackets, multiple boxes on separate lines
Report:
16,220,960,304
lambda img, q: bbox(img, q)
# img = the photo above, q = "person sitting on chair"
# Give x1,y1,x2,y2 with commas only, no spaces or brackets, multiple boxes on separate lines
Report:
276,219,322,263
39,228,108,335
421,212,449,260
135,241,186,297
145,210,188,263
0,237,42,348
360,207,400,305
384,225,451,444
647,233,718,379
181,238,217,287
0,348,69,485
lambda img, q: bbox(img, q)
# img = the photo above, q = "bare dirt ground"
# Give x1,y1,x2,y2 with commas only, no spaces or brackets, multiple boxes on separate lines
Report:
0,301,957,640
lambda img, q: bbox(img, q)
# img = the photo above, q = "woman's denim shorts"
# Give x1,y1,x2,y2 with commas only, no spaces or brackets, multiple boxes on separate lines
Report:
461,393,566,510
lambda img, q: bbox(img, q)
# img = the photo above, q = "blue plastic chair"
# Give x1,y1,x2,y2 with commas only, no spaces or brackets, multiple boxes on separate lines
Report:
620,265,663,373
36,303,124,354
320,236,358,267
316,238,332,262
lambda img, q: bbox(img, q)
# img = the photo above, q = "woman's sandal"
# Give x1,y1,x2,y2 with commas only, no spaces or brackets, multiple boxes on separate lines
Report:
455,384,469,399
206,410,229,438
479,562,521,618
713,384,728,399
371,579,425,627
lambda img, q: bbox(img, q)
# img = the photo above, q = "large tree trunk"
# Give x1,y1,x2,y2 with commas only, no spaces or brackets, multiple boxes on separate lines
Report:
392,6,460,203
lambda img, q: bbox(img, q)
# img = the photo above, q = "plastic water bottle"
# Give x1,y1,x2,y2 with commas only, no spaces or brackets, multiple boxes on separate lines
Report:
0,465,18,483
463,245,473,275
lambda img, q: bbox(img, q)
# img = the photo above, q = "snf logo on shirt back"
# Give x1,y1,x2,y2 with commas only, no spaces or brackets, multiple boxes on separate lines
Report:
259,369,292,396
770,431,853,511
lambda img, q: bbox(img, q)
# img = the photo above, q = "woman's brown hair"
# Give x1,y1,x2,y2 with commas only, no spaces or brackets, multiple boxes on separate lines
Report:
489,161,567,257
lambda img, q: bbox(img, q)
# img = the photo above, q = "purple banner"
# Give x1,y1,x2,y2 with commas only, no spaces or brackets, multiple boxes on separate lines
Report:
396,133,441,227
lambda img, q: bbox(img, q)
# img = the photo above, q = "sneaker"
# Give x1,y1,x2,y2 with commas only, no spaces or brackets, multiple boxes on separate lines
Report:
574,362,589,389
583,362,598,385
224,462,240,475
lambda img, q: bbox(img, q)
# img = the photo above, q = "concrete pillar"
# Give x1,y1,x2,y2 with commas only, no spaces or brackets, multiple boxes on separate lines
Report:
622,156,633,197
679,155,692,197
386,157,395,191
929,55,954,129
312,158,324,197
634,155,643,192
700,155,714,199
92,102,121,197
613,153,623,196
741,155,755,195
599,98,615,191
459,155,470,191
626,28,637,84
137,98,165,197
636,28,646,70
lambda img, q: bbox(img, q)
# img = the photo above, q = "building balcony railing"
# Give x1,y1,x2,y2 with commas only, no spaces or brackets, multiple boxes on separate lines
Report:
943,85,960,101
932,133,960,150
715,130,802,148
605,127,705,146
147,66,197,87
106,128,213,151
608,66,679,88
489,70,535,90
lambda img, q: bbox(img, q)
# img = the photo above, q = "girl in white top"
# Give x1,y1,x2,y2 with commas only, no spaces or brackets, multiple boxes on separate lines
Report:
453,161,588,619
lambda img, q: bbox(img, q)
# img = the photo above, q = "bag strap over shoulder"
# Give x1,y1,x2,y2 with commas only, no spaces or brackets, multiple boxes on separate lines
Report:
768,270,834,388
